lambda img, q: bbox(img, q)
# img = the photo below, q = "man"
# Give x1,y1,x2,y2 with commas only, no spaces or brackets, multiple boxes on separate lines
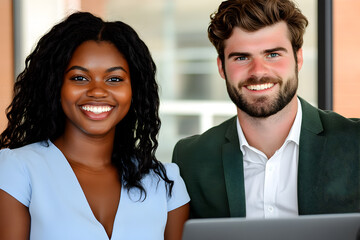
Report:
172,0,360,219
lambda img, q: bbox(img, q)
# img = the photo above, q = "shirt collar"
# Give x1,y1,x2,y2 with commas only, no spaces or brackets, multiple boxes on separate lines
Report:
237,97,303,154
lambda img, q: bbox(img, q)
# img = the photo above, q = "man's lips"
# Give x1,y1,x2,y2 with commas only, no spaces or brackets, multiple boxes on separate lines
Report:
245,83,275,91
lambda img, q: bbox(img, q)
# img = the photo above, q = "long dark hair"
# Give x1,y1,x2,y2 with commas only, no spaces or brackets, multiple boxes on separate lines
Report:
0,12,173,198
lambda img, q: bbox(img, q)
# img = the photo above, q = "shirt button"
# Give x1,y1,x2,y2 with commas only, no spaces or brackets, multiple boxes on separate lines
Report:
268,206,274,212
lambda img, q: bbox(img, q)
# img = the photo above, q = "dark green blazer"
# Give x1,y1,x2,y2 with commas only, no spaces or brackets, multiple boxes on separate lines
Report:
172,98,360,218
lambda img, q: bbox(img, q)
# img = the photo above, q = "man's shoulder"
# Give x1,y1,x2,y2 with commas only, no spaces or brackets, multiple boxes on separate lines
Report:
314,107,359,131
300,97,360,131
172,116,238,172
175,116,237,150
318,109,360,125
319,109,360,127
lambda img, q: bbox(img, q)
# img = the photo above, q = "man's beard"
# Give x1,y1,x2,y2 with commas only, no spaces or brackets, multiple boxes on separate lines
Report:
225,72,298,118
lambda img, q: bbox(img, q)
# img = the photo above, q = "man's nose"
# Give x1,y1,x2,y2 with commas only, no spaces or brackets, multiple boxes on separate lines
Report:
248,58,269,78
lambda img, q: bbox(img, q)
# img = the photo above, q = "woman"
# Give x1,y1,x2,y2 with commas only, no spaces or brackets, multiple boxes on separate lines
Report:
0,12,189,240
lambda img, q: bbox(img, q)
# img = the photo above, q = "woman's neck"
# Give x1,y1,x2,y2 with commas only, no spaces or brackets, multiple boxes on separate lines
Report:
53,129,115,169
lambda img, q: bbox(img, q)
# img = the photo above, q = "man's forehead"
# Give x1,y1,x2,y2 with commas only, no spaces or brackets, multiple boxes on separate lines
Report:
223,22,292,53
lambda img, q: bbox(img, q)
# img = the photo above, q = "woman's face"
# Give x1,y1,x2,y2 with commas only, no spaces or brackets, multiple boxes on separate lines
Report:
61,40,132,138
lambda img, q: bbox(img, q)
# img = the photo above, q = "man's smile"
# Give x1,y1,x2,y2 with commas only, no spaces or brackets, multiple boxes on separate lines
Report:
245,83,275,91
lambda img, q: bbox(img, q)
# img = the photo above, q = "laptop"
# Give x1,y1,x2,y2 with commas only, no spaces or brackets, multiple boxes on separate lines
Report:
182,213,360,240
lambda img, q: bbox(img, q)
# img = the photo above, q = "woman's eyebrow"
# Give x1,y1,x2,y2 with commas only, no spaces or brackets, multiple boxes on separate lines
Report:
106,66,128,73
65,65,88,73
65,66,128,73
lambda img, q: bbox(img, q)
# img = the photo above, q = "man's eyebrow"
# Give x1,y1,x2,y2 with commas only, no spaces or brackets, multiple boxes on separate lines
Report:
262,47,288,54
227,52,251,59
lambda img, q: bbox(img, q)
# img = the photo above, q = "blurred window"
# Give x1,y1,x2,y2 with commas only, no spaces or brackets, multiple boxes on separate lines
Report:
14,0,318,162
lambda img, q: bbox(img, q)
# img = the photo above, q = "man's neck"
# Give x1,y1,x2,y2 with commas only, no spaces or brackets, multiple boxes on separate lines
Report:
237,96,298,159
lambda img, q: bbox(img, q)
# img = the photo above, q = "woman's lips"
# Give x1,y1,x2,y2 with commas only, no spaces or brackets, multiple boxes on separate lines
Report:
80,104,114,120
81,104,113,114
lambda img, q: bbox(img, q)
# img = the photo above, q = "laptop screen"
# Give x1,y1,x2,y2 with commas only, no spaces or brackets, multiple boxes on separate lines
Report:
182,213,360,240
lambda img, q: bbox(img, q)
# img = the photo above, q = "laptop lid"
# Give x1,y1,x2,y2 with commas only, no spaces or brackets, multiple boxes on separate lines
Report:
182,213,360,240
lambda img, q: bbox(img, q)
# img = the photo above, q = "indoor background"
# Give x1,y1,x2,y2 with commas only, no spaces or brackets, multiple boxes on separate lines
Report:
0,0,359,162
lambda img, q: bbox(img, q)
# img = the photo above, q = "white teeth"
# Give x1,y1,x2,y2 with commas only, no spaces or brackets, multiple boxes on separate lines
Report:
81,105,113,114
246,83,274,91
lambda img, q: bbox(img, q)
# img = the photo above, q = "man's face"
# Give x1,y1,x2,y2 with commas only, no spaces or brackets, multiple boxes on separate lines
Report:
217,21,303,118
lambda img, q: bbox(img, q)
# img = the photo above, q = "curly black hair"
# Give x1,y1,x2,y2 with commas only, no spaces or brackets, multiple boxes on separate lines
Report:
0,12,173,198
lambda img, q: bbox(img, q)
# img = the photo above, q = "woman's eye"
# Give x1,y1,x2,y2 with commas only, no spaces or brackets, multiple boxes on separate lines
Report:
107,77,123,82
71,76,88,81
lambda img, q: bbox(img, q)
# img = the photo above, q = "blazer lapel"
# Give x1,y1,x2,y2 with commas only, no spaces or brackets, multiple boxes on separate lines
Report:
297,98,327,214
222,118,246,217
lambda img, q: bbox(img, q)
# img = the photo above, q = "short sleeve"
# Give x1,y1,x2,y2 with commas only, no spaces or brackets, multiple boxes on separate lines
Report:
0,148,31,206
165,163,190,212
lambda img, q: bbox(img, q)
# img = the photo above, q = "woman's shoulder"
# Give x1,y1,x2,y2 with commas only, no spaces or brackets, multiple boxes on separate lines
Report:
140,162,181,186
162,162,181,179
0,141,53,207
0,140,55,164
162,162,190,210
143,162,181,182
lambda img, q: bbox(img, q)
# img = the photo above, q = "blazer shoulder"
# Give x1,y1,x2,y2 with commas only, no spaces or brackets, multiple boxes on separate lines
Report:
300,97,360,134
317,108,360,132
175,116,237,150
172,116,238,165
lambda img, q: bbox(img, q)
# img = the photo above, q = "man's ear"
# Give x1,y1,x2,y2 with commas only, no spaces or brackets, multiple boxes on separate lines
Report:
217,57,226,79
296,48,303,71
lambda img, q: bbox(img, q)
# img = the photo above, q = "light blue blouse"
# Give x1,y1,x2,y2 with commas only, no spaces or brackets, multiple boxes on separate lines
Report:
0,141,190,240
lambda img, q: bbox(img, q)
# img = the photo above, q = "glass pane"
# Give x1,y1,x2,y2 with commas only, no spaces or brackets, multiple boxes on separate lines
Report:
14,0,318,162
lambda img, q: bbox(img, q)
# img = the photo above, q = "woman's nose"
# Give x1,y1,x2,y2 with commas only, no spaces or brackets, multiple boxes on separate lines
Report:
86,81,108,98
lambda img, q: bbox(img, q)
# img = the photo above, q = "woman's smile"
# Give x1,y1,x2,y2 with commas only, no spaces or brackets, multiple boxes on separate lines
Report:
80,104,115,120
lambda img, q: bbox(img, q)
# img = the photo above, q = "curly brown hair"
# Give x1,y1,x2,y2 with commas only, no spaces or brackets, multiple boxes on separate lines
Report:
208,0,308,62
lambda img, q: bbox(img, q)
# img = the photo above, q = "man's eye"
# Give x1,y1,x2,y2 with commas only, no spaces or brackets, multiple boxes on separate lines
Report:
71,76,87,81
236,56,247,61
236,56,248,61
268,53,280,58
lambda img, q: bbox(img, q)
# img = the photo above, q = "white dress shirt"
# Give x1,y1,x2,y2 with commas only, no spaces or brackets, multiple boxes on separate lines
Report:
237,98,302,218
